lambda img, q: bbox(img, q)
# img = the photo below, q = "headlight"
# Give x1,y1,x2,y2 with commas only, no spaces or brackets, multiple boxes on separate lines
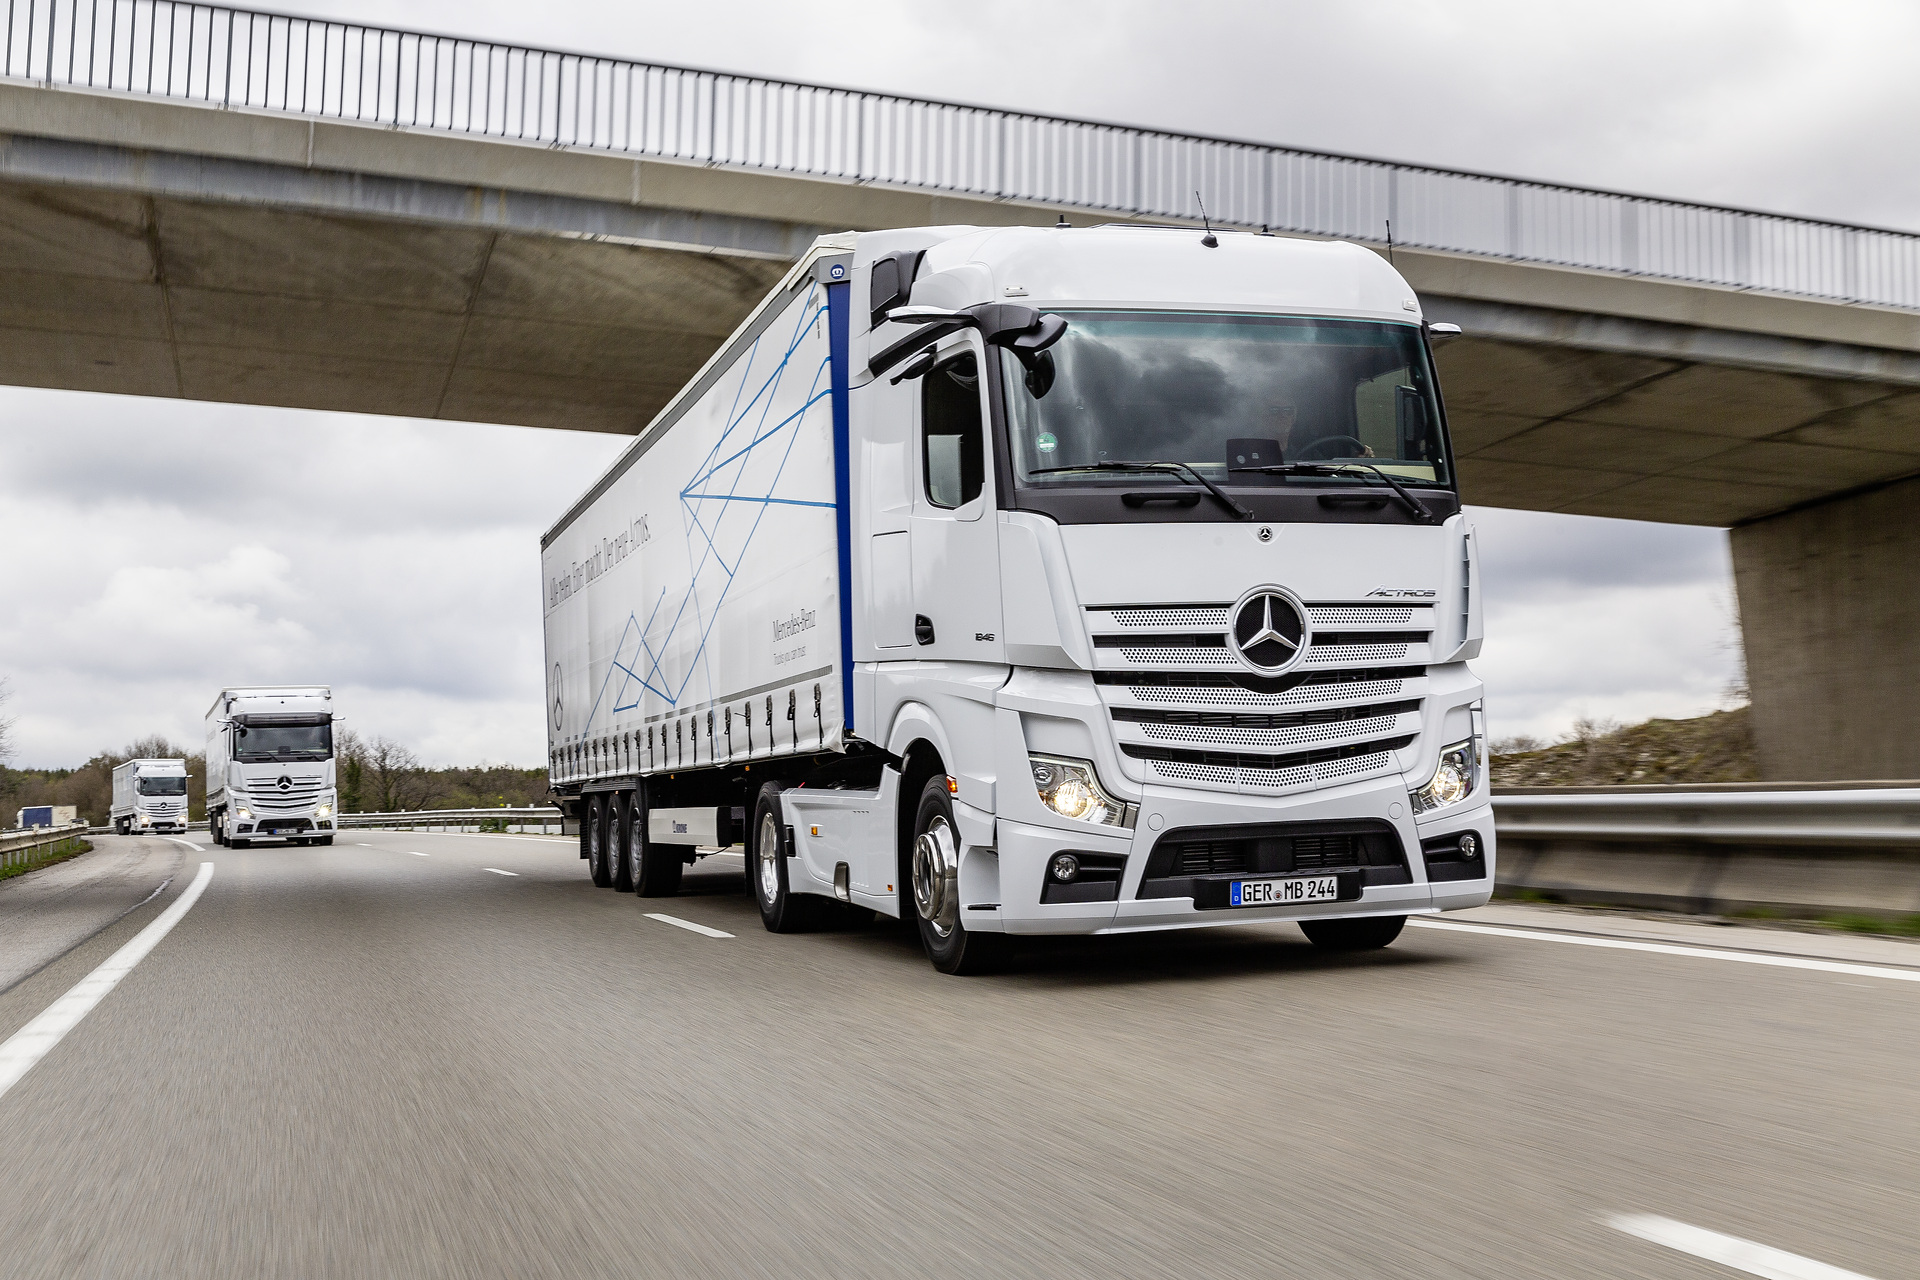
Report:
316,803,333,818
1410,736,1482,815
1029,755,1134,828
236,805,252,819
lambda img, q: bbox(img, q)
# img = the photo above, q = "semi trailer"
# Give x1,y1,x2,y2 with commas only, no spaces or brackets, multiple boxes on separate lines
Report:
15,805,77,830
541,223,1492,973
205,686,338,848
110,758,190,834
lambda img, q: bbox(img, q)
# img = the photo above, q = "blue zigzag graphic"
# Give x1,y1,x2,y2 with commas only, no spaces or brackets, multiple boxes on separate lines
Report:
581,285,834,735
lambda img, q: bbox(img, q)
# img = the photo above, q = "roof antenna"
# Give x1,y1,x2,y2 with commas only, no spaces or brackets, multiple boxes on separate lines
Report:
1055,213,1070,229
1195,191,1219,248
1385,218,1396,267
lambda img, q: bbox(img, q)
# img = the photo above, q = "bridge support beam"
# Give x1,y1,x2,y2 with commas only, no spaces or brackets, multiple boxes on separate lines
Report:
1732,475,1920,780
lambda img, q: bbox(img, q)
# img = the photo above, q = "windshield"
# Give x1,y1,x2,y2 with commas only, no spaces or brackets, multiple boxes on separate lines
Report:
233,722,332,761
1004,312,1449,488
137,776,188,796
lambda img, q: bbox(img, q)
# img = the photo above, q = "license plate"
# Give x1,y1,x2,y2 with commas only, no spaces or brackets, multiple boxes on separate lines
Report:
1231,875,1341,907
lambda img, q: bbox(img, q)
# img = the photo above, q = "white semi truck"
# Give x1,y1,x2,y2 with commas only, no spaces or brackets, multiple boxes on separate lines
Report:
204,686,338,848
542,224,1492,973
110,758,190,835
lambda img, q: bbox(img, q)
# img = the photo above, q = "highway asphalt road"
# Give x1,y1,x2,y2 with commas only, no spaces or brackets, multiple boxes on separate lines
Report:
0,831,1914,1279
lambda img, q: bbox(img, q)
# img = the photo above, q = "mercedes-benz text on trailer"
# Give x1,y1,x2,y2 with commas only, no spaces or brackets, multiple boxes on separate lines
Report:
205,686,338,848
110,758,190,835
542,224,1491,973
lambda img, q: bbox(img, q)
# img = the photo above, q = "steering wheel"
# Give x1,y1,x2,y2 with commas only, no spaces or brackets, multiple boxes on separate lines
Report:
1292,435,1369,461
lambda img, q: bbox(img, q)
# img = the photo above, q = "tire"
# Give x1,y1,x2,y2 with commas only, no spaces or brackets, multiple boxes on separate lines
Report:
586,794,613,887
317,835,334,847
231,836,251,849
629,787,683,898
909,777,1008,975
1299,915,1407,951
611,794,636,893
751,782,825,932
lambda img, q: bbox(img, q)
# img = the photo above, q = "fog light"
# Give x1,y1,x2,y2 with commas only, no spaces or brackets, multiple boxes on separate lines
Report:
1458,832,1480,859
1050,853,1080,882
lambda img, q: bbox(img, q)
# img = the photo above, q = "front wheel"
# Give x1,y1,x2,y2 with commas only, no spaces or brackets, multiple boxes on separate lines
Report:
910,778,1007,975
1299,915,1406,951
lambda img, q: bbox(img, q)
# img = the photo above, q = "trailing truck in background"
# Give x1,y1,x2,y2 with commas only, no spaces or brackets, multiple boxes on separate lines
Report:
110,758,190,835
205,686,338,848
541,224,1492,973
15,805,78,830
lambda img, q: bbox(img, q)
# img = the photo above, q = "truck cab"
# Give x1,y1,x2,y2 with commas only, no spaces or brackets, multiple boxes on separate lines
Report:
111,758,190,835
205,687,339,848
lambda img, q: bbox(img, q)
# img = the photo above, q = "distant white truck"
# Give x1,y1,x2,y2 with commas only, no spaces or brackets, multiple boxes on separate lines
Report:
205,686,338,848
542,224,1493,974
16,805,78,830
110,758,190,835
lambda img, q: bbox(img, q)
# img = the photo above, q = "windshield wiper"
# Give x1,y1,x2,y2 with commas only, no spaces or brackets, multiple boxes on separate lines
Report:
1229,462,1440,525
1029,460,1251,520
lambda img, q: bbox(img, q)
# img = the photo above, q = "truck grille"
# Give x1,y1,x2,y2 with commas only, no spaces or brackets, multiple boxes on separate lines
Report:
246,774,326,811
1087,602,1433,795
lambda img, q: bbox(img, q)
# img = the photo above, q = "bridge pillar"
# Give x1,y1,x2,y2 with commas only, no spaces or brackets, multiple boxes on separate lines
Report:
1731,475,1920,780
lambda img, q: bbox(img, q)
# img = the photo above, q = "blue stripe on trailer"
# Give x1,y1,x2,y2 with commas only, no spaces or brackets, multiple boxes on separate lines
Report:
827,278,855,733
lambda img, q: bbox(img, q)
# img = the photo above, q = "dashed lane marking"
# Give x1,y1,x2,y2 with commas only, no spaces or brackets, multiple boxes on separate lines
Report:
483,868,518,876
644,913,733,939
0,862,215,1105
1610,1213,1876,1279
408,852,429,857
166,839,204,852
1408,918,1920,983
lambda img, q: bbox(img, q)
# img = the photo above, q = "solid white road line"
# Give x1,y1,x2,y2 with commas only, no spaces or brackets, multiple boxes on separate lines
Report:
1611,1214,1876,1280
166,838,204,852
483,868,518,876
0,861,215,1105
644,913,733,938
1408,919,1920,984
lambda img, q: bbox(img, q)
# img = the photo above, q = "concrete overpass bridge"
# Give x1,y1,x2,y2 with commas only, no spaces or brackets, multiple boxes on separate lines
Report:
3,0,1918,780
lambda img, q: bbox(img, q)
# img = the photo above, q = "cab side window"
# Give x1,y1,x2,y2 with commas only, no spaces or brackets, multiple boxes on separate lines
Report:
922,352,984,508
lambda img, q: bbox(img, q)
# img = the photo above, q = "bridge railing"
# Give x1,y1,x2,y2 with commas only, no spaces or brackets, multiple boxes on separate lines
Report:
2,0,1917,310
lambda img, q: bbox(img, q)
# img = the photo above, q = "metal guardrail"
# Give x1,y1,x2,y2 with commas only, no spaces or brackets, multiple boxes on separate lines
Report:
339,807,562,834
0,821,89,872
0,0,1916,310
1495,788,1920,848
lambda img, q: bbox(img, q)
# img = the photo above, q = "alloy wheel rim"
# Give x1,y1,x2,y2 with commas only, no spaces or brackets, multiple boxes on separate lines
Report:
911,816,959,939
757,811,780,905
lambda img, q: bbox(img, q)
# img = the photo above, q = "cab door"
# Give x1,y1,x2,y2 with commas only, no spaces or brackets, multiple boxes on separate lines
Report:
909,339,1003,661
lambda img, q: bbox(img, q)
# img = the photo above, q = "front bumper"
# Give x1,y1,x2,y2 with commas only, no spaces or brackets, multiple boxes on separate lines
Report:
980,775,1494,935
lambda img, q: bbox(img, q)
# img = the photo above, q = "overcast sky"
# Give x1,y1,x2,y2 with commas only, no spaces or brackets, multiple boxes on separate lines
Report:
8,0,1901,767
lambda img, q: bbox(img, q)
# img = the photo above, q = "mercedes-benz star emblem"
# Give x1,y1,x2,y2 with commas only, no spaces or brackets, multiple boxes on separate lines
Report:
277,775,292,791
1228,587,1310,674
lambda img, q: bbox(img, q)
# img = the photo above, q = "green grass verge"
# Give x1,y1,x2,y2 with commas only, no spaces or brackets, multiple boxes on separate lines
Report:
1821,913,1920,938
0,836,94,883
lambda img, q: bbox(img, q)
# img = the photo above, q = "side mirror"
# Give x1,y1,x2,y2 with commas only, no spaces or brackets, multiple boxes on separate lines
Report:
1426,322,1463,344
868,302,1068,380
